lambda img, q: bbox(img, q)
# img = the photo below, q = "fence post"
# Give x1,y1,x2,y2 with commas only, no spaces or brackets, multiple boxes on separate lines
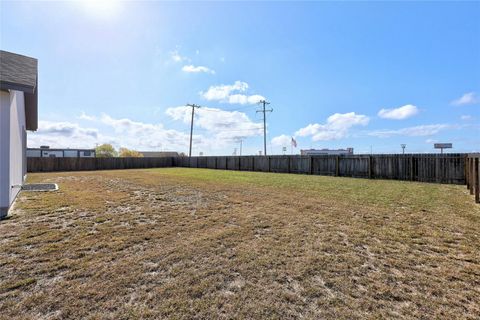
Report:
466,156,470,190
335,156,339,176
309,156,313,175
268,156,271,172
464,155,468,187
475,158,479,203
470,158,475,195
368,156,372,179
410,156,414,181
288,156,291,173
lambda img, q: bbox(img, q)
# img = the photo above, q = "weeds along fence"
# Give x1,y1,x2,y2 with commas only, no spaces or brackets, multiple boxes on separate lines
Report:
466,154,480,203
28,154,467,185
27,157,173,172
174,154,466,185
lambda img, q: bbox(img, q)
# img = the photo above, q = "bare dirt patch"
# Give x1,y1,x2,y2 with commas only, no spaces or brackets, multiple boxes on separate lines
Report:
1,168,479,319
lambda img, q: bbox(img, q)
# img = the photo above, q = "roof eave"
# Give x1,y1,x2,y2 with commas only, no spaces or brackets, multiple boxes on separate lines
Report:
25,78,38,131
0,80,35,94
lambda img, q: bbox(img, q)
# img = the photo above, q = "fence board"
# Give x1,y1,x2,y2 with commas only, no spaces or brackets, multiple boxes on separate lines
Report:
270,156,289,173
226,157,239,170
253,157,269,172
289,156,310,174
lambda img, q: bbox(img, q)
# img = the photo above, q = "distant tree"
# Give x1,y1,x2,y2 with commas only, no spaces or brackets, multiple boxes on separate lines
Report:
95,144,117,158
179,152,187,157
118,148,143,158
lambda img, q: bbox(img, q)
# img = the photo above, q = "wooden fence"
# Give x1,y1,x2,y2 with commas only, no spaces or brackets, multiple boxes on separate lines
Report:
466,154,480,203
27,153,480,203
27,154,467,185
174,154,466,185
27,157,173,172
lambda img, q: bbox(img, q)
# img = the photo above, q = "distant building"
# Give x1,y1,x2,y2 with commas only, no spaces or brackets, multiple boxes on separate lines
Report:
27,147,95,158
301,148,354,156
1,50,38,218
138,151,179,157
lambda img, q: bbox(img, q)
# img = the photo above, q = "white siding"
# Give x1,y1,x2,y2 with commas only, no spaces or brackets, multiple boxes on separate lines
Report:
64,150,78,157
41,150,63,157
0,90,27,217
26,149,41,157
0,91,10,215
9,91,26,207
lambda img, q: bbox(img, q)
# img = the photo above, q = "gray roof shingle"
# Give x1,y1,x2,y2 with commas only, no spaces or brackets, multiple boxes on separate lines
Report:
0,50,38,130
0,50,38,93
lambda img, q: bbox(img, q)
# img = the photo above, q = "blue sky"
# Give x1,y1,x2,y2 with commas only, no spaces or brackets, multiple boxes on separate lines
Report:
1,1,479,155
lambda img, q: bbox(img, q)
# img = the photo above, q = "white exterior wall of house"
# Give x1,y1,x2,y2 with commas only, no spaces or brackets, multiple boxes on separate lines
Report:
0,91,10,217
9,91,27,204
0,90,27,218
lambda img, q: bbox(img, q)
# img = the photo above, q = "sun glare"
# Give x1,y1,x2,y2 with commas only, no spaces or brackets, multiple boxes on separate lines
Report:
81,0,122,19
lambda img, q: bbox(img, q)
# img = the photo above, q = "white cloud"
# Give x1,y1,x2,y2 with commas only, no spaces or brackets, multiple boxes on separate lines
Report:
28,120,102,149
29,116,192,151
451,92,478,106
271,134,291,146
29,108,265,155
78,111,97,121
295,112,370,141
200,81,265,105
201,81,247,100
228,94,264,105
378,104,419,120
461,115,473,121
169,49,189,63
166,106,263,141
369,124,450,138
182,65,215,74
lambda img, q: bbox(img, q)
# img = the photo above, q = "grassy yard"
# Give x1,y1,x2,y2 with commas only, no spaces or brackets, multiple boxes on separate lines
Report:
1,168,479,319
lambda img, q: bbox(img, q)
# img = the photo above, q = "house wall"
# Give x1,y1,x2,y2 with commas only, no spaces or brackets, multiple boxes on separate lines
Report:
26,149,96,158
26,149,41,157
64,150,77,157
79,150,95,157
41,150,63,158
0,90,10,217
9,90,27,210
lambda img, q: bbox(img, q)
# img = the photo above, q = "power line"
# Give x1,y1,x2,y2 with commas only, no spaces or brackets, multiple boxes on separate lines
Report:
198,105,256,113
256,100,273,156
186,103,201,157
193,127,262,134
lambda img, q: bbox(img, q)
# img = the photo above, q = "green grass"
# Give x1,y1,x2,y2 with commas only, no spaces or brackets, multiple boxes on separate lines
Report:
142,168,472,211
1,168,479,319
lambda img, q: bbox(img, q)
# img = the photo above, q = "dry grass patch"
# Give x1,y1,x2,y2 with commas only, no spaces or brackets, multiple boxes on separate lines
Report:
1,168,479,319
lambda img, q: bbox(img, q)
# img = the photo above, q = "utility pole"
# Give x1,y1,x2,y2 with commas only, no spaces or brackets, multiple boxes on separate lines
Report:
401,144,406,155
256,100,272,156
186,104,201,157
239,139,243,156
